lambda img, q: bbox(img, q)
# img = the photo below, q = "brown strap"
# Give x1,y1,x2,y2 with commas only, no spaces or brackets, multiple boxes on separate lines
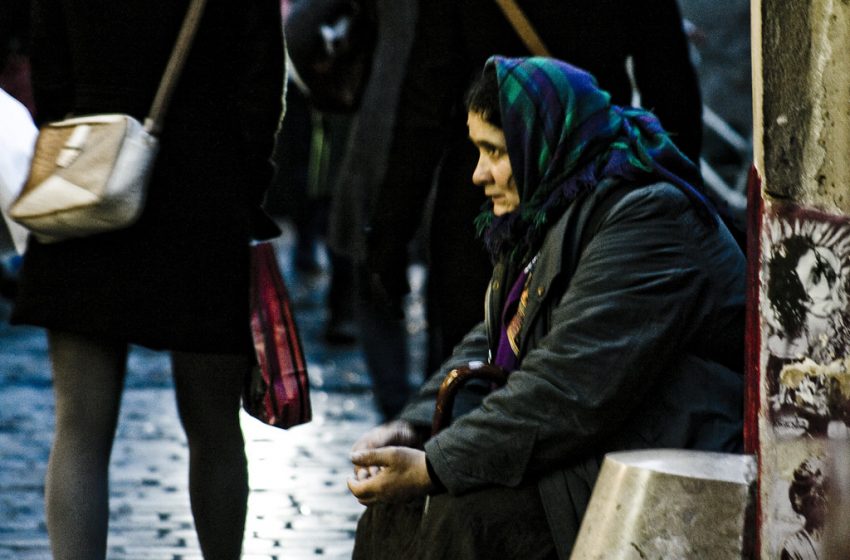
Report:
493,0,551,57
145,0,208,135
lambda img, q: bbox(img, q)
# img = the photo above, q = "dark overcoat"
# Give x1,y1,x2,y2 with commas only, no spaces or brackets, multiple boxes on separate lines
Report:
400,180,746,559
12,0,285,353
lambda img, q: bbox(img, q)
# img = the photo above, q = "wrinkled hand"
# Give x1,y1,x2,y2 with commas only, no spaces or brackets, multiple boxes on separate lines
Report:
350,420,422,480
352,420,421,452
347,446,434,505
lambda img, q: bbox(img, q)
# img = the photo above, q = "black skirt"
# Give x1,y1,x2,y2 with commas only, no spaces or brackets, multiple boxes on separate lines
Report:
11,131,255,354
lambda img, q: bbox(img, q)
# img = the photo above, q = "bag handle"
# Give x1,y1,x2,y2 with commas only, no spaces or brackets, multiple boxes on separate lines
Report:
144,0,208,135
493,0,551,57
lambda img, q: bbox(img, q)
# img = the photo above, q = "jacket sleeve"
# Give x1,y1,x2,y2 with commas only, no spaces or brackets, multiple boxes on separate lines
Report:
234,0,286,210
30,0,74,123
424,187,712,494
399,320,490,427
629,0,703,164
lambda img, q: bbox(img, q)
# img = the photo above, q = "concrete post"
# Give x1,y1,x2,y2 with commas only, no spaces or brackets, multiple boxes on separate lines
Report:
751,0,850,557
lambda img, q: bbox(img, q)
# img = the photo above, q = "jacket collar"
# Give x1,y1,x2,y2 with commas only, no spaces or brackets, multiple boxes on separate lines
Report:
484,179,628,360
485,206,572,358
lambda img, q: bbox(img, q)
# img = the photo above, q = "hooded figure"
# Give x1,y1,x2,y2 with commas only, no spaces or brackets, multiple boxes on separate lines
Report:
348,57,745,560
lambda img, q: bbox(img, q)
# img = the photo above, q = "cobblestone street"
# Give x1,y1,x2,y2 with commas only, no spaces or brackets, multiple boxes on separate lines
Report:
0,223,426,559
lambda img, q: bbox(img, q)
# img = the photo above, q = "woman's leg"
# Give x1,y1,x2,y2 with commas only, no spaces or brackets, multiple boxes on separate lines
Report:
171,351,252,560
46,330,128,560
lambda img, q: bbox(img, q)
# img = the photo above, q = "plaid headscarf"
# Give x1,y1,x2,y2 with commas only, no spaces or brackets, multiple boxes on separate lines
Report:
476,56,715,265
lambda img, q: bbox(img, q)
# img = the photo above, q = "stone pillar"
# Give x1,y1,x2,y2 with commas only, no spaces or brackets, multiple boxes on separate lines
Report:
750,0,850,558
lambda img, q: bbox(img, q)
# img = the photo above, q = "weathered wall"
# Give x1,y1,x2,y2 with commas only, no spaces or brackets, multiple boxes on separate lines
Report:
753,1,850,558
758,0,850,209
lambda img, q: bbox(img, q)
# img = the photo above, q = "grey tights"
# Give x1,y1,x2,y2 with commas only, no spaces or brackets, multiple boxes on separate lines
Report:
46,330,251,560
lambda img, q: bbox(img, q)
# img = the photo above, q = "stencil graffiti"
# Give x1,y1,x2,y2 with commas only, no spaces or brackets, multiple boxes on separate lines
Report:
780,457,827,560
764,206,850,437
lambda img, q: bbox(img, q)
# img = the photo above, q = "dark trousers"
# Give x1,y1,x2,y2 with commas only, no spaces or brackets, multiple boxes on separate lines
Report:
354,264,411,420
353,484,558,560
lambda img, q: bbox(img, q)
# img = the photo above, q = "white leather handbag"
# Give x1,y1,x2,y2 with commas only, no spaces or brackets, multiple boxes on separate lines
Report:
9,0,206,243
11,114,158,242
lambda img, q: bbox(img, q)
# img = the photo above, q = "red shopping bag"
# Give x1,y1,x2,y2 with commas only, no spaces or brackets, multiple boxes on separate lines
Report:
243,242,312,428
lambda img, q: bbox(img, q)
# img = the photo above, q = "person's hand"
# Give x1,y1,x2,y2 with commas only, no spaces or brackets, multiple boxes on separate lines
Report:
347,446,434,505
351,419,421,452
350,420,421,480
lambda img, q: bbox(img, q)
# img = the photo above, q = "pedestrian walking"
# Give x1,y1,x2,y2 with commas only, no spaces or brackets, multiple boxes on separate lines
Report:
10,1,285,558
324,0,420,420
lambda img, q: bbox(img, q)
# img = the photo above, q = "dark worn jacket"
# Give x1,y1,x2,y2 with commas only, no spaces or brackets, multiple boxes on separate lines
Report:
400,180,745,559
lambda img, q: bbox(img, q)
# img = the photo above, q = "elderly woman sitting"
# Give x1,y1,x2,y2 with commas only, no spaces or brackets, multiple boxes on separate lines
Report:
347,56,745,560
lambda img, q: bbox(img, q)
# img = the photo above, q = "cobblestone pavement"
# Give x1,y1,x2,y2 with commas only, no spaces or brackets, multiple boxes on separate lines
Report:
0,223,427,559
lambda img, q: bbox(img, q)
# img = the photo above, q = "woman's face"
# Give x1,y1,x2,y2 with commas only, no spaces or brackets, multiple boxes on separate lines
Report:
795,246,841,318
467,111,519,216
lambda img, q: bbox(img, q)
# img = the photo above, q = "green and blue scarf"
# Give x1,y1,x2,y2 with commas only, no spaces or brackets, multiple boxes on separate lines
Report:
476,56,715,265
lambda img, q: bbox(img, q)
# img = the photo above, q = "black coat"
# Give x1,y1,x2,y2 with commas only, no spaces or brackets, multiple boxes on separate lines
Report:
364,0,704,367
12,0,285,353
401,181,745,558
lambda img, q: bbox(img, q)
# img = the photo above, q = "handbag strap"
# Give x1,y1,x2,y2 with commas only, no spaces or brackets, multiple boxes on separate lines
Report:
493,0,551,57
144,0,208,135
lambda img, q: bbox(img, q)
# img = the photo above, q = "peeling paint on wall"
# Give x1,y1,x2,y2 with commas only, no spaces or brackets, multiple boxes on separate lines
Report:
761,0,850,211
801,0,850,210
